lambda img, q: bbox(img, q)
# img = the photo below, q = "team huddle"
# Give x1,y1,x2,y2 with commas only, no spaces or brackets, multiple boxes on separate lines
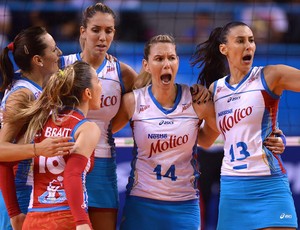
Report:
0,2,299,230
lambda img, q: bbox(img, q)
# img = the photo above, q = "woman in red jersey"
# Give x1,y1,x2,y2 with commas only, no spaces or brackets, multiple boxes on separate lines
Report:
4,61,102,230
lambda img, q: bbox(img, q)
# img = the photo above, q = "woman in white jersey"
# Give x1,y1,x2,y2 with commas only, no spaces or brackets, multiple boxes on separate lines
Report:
191,21,299,230
0,26,66,230
111,34,223,230
60,3,138,229
112,32,288,230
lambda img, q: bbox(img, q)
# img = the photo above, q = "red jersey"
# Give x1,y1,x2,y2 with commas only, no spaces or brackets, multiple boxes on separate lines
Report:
28,109,93,213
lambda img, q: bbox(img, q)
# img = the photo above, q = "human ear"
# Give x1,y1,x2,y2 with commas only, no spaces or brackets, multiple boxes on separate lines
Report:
33,55,43,67
80,26,86,37
83,88,92,101
219,44,227,55
142,59,150,73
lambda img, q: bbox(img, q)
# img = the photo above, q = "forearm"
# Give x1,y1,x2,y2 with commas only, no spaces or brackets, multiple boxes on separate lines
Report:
64,154,91,227
0,137,75,162
197,124,220,149
0,143,35,162
0,163,21,217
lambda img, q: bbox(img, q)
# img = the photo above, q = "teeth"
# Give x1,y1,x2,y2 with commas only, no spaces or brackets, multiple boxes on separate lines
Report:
161,74,171,85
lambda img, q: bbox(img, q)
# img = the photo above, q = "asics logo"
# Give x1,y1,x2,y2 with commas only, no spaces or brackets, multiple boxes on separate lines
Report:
280,213,292,219
159,120,174,125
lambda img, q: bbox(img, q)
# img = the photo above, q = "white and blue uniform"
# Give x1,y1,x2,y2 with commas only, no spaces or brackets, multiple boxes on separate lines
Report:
120,84,201,230
213,66,298,229
60,54,124,209
0,76,42,230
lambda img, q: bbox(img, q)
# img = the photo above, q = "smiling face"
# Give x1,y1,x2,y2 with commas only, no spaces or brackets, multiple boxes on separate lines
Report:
143,42,179,89
39,33,62,77
80,12,115,57
219,25,256,75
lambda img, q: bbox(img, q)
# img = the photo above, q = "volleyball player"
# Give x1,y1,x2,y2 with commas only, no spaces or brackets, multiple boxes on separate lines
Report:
59,3,138,229
192,21,299,230
0,26,62,230
4,61,101,229
111,34,223,230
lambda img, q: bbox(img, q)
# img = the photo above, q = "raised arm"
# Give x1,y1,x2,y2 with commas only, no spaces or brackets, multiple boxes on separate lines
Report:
264,64,300,95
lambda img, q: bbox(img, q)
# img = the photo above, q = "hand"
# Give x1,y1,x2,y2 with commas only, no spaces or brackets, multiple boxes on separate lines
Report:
190,84,211,104
10,213,26,230
264,128,286,155
105,53,117,62
35,136,75,157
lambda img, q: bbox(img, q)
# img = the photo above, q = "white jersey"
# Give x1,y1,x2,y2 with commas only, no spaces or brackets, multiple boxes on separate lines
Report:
60,53,123,158
127,84,200,201
213,66,286,177
1,75,42,111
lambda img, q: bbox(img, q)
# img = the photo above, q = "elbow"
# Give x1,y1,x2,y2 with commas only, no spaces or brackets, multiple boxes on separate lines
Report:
198,142,214,149
197,135,215,149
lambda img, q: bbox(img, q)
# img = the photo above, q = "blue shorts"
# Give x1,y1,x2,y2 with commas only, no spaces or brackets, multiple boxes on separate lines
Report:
0,186,31,230
120,196,200,230
217,175,298,230
86,157,119,209
16,185,32,214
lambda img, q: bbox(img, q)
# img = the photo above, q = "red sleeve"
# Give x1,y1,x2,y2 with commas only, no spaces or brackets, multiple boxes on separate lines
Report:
64,153,91,227
0,162,21,217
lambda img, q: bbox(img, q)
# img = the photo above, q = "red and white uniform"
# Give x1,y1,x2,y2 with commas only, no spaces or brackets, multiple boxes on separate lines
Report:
27,109,93,213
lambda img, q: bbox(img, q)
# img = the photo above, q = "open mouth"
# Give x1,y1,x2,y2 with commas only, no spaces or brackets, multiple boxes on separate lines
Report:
160,74,172,84
242,55,252,61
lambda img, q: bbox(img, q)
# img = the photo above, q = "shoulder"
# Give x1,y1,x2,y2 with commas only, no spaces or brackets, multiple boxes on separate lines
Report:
178,83,189,89
62,53,78,59
119,61,137,76
60,53,79,68
177,84,191,96
6,87,35,103
81,120,99,131
3,88,35,119
263,64,284,77
72,121,100,156
262,64,286,86
75,121,100,138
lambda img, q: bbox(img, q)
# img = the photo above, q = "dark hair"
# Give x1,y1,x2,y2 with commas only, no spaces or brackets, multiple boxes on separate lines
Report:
190,21,249,87
81,2,116,28
0,26,48,92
